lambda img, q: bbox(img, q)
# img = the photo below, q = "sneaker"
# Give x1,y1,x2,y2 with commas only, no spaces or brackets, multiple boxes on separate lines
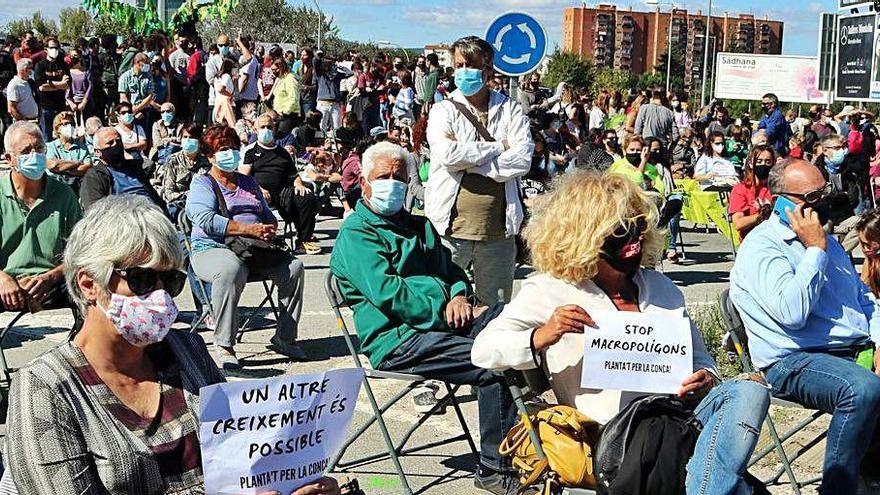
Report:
411,384,440,414
298,241,322,255
215,347,241,370
269,336,309,361
666,250,680,263
474,471,536,495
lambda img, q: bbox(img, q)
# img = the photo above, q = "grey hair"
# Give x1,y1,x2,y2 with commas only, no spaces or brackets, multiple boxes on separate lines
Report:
3,120,44,155
16,58,32,72
820,133,845,148
64,195,183,313
768,158,797,195
361,141,409,180
84,116,103,134
452,36,494,69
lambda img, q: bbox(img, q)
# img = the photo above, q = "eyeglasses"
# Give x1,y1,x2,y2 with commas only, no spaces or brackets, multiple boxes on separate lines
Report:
780,183,833,204
113,267,186,297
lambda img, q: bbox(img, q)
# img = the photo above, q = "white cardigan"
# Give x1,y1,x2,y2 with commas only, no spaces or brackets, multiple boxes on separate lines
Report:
472,269,718,425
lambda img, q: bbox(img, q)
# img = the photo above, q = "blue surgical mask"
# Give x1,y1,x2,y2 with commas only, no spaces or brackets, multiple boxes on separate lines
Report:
257,128,274,145
141,63,151,74
214,149,240,172
828,148,848,167
368,179,407,216
145,50,155,59
454,68,484,97
219,46,230,57
161,111,174,125
119,112,134,125
16,152,47,180
181,137,199,154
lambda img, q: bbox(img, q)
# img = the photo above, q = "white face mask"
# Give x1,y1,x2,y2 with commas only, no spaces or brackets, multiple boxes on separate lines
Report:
712,143,724,154
59,124,75,140
47,47,59,59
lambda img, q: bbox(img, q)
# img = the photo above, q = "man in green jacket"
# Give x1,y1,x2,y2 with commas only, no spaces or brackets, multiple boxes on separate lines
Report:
329,141,522,495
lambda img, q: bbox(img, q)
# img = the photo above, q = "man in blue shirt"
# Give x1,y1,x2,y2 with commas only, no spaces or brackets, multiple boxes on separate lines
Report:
731,158,880,494
757,93,790,154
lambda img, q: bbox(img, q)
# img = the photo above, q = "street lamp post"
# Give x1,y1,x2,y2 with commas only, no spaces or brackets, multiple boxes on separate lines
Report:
700,0,713,108
645,0,676,95
378,40,410,64
312,0,322,51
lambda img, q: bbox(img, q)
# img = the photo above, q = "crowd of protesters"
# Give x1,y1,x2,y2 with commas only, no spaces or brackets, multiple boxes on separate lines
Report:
5,24,880,495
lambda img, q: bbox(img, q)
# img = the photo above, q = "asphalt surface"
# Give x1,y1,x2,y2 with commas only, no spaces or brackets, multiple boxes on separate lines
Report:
0,215,750,494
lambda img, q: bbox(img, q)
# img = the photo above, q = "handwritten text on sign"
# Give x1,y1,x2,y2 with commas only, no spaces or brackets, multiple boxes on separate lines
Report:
199,368,363,495
580,311,693,394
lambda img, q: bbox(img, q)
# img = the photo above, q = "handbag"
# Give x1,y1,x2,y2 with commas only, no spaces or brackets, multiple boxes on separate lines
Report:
499,405,599,495
205,175,292,270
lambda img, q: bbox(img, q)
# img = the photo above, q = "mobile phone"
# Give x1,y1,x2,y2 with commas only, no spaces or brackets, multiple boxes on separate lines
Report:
772,196,798,226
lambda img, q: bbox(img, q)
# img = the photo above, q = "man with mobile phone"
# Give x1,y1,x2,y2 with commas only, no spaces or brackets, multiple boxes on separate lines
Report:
730,158,880,494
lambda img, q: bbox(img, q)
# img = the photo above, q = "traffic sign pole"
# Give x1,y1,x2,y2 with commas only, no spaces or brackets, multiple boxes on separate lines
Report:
485,12,548,78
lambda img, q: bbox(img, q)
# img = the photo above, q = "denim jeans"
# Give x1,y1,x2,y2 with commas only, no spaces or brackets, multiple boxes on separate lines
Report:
686,378,770,495
441,237,516,306
39,107,59,140
377,305,516,473
764,350,880,494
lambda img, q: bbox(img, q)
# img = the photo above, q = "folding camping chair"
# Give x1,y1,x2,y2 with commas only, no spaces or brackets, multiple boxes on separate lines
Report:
719,289,824,493
504,368,596,495
177,210,281,341
324,272,478,495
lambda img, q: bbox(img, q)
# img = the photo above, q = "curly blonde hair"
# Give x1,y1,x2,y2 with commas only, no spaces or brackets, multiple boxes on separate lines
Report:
524,171,664,283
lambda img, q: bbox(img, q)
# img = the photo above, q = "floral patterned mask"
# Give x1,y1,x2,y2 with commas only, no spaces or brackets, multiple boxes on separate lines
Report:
98,290,178,347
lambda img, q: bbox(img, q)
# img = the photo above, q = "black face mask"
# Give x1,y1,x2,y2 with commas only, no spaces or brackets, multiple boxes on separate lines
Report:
99,144,125,165
753,166,771,180
600,220,646,275
649,151,663,164
605,138,618,148
625,152,642,166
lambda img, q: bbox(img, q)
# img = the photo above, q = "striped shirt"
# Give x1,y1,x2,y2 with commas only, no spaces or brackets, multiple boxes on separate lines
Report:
5,331,225,495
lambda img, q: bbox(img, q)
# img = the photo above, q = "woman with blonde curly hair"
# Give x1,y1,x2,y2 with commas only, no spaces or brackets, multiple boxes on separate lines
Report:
472,171,770,495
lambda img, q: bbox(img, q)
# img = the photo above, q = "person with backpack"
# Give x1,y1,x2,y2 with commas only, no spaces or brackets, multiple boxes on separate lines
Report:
473,172,771,495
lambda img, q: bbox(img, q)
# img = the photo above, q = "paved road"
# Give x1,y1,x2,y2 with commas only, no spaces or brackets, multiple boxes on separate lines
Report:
0,216,767,494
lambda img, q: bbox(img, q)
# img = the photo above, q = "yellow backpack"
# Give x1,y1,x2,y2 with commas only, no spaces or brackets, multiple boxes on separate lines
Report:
499,405,600,495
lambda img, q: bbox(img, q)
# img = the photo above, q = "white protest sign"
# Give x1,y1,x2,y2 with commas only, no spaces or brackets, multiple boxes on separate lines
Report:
199,368,363,495
580,311,693,394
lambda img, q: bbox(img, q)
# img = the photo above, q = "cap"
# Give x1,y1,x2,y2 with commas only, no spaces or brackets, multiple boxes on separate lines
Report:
837,105,857,119
370,126,388,138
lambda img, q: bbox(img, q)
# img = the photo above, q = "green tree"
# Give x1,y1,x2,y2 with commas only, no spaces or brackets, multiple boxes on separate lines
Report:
58,7,94,44
92,13,134,38
199,0,336,47
543,49,592,90
589,67,634,95
636,73,664,92
3,11,58,39
653,47,686,94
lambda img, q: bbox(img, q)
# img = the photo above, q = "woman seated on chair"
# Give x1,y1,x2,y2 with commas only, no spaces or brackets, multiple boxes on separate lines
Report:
4,195,338,495
471,171,770,495
185,124,307,370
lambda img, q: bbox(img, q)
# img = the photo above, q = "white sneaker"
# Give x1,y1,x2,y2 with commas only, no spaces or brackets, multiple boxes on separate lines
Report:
411,384,439,414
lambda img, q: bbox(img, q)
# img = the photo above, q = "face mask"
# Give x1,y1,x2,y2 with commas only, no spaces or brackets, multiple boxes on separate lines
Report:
100,144,124,164
70,57,80,66
98,290,178,347
141,63,151,74
258,128,274,145
649,151,663,164
753,166,771,181
119,112,135,125
672,101,680,109
59,124,75,139
47,48,59,59
219,46,231,57
181,137,199,154
551,120,562,131
606,138,618,148
16,152,47,180
161,111,174,125
625,152,642,166
214,149,240,171
712,143,724,154
145,50,156,59
454,68,484,97
600,222,646,275
827,148,848,167
368,179,407,216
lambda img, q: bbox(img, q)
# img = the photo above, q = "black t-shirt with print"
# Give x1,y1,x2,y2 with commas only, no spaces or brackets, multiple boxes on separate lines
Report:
243,144,297,196
34,58,70,110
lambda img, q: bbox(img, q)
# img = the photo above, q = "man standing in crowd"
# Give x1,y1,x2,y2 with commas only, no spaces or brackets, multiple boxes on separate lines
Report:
118,53,154,128
758,92,790,153
168,33,192,123
731,159,880,494
6,59,38,123
79,127,165,210
236,33,260,122
634,89,677,146
426,36,532,307
314,51,352,134
331,141,522,495
33,37,69,139
0,121,82,313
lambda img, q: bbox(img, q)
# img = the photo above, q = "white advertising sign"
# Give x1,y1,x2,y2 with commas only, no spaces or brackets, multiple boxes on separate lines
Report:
714,52,830,104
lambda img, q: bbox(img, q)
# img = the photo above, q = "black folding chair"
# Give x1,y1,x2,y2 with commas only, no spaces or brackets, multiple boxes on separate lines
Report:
324,272,478,495
719,289,824,493
176,209,281,340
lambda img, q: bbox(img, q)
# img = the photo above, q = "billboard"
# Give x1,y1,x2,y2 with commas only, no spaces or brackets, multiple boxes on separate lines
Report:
713,53,829,104
839,0,873,10
836,13,876,101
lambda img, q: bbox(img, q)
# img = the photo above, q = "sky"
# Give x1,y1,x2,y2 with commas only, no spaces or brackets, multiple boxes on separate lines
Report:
0,0,847,56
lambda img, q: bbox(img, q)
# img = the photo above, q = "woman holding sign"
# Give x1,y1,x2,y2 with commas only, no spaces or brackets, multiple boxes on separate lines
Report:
472,171,770,495
3,195,339,495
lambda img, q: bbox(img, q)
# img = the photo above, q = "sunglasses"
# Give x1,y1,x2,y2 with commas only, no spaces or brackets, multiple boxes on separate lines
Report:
780,183,833,204
113,267,186,297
